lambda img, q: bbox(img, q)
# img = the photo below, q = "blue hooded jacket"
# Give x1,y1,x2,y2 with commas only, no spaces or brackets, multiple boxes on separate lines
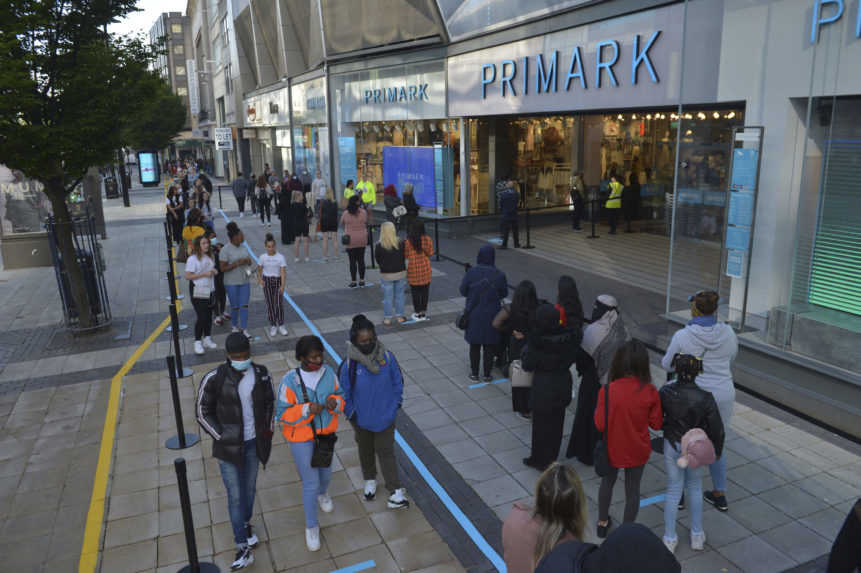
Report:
338,350,404,432
460,245,508,345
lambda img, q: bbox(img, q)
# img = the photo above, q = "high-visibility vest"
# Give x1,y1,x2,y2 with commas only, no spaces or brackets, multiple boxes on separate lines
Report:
356,180,377,205
605,181,623,209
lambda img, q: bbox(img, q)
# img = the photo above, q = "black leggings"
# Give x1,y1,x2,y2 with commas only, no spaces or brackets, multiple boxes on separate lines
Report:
410,284,429,314
598,464,645,523
234,194,245,213
259,196,271,223
347,247,366,281
191,296,212,340
469,344,495,377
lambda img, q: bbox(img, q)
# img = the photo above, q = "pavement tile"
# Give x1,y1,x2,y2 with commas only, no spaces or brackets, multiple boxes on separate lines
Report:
331,542,400,573
269,531,332,571
157,526,213,566
387,529,455,572
727,462,787,494
718,535,797,572
369,505,434,542
472,474,529,507
681,507,751,548
108,489,159,521
452,455,507,483
795,472,861,505
799,507,850,540
104,512,160,548
458,416,505,437
423,424,470,446
758,483,830,519
680,550,742,572
722,494,792,533
437,440,486,464
321,516,383,557
759,521,833,565
473,429,521,455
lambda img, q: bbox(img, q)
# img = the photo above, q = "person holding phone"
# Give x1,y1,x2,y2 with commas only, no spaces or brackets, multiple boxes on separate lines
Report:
220,222,254,338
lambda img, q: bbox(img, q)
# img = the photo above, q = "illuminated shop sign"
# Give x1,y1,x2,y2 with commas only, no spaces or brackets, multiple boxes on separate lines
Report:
364,84,429,104
810,0,861,43
480,31,660,99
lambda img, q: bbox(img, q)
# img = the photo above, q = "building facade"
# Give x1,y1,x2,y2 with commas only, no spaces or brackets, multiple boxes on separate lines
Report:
149,12,193,131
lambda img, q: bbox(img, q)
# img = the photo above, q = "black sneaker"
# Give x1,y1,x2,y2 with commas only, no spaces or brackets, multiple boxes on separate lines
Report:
678,492,685,510
468,374,480,382
704,491,728,511
246,524,259,548
481,375,493,383
597,517,613,539
231,546,254,570
348,282,358,289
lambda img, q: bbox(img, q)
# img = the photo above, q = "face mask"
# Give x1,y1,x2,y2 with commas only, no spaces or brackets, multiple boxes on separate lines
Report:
210,237,217,245
230,358,252,371
356,342,376,355
302,361,322,372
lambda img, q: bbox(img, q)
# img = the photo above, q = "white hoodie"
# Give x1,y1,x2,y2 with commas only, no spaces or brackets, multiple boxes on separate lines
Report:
661,322,739,406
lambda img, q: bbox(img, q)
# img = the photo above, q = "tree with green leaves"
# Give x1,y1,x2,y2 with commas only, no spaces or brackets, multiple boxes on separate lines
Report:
0,0,186,328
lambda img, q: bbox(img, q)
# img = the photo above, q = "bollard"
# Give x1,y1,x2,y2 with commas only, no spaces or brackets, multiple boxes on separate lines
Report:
165,356,200,450
165,272,189,332
174,458,220,573
218,185,223,210
434,218,440,262
165,238,185,301
587,198,600,240
367,225,376,269
522,208,535,249
169,302,194,378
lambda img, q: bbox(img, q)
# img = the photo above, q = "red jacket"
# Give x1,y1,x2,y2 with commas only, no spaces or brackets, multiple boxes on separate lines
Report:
594,376,662,468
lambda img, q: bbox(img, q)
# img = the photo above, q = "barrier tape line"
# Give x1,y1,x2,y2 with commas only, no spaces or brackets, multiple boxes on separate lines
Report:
217,208,507,572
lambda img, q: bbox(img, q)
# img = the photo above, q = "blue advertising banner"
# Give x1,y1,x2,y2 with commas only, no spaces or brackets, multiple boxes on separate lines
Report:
138,151,159,185
728,191,755,227
383,146,436,208
730,149,758,190
725,226,750,251
726,249,745,278
338,137,357,187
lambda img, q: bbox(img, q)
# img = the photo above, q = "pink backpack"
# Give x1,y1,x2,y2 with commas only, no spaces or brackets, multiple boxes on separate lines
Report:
677,428,716,469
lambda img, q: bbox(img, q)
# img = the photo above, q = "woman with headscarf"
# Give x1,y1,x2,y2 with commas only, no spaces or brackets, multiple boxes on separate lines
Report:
566,295,629,464
383,184,402,225
493,280,539,417
278,181,294,245
522,304,578,471
460,245,508,381
401,183,419,232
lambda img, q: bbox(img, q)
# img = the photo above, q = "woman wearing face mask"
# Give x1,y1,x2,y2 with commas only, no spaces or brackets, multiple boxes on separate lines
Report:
184,235,219,355
195,333,275,571
566,294,629,464
220,222,255,338
339,315,409,509
275,335,345,552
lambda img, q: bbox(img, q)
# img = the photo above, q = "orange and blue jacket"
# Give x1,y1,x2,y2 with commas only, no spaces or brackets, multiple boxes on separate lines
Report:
275,365,345,442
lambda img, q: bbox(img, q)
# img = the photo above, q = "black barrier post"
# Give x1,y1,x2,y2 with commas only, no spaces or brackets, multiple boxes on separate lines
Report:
165,356,200,450
367,225,376,269
174,458,220,573
165,225,185,301
587,198,600,240
218,185,223,210
434,218,440,261
169,301,194,378
522,208,535,249
165,272,189,332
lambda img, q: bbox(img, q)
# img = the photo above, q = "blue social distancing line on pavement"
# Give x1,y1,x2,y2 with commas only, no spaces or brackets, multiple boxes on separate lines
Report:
330,559,376,573
217,208,508,572
468,378,509,390
639,493,666,507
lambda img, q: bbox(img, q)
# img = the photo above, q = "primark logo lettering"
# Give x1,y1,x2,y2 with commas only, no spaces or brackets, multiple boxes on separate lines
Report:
364,84,429,105
480,31,661,99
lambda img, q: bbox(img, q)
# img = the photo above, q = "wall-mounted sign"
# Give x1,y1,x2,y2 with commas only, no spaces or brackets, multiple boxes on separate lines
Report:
137,151,160,186
214,127,234,151
809,0,861,43
447,2,721,117
187,59,200,116
243,87,290,127
292,77,328,125
338,61,445,123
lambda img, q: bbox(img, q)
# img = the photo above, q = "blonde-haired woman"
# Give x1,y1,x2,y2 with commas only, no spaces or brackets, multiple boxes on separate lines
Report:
320,187,339,262
374,222,407,325
502,463,588,573
290,189,311,262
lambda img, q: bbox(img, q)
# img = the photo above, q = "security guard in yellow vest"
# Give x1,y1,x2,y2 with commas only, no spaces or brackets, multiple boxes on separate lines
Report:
355,168,377,207
605,175,623,235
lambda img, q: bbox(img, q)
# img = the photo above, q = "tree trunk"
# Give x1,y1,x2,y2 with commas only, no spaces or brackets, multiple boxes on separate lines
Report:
46,181,95,329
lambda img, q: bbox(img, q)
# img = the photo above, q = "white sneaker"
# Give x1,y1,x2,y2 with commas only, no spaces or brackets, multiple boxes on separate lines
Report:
364,479,377,501
305,257,310,262
193,340,205,355
278,325,288,336
245,524,259,548
662,536,678,555
387,488,409,509
261,221,266,226
317,493,334,513
410,312,420,321
691,532,706,551
294,257,300,263
269,326,277,337
268,222,272,228
305,527,321,552
242,329,252,339
230,547,254,570
239,212,244,218
231,326,240,334
203,336,218,349
322,257,328,262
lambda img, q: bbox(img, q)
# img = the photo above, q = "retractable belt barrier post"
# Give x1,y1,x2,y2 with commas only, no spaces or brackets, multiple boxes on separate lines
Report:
168,296,193,378
587,198,600,240
522,208,535,249
174,458,220,573
367,225,376,269
165,356,200,450
165,269,188,332
434,218,441,261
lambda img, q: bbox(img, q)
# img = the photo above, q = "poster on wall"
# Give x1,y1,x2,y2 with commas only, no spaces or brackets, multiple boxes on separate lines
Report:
383,147,436,208
338,137,357,187
0,164,52,235
137,151,160,186
730,149,758,190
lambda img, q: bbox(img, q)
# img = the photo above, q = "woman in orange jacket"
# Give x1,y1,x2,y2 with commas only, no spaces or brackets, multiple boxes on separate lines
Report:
275,335,345,552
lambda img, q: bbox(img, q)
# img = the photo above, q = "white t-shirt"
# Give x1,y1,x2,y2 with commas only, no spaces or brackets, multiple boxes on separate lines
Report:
238,369,256,440
185,254,215,291
296,367,326,417
258,252,286,278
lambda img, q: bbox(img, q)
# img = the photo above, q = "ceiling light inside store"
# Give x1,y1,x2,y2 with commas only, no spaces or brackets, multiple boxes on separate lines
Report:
617,114,623,120
685,129,693,135
429,122,437,132
697,112,706,120
632,114,637,119
646,114,652,120
713,112,720,119
727,111,736,119
441,122,448,132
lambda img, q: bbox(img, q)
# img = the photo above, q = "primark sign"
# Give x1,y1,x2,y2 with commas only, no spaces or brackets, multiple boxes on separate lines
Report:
340,63,446,122
447,2,721,116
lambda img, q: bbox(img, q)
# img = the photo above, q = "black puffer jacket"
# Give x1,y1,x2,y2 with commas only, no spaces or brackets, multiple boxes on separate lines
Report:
659,380,725,457
522,327,578,411
196,362,275,466
374,241,406,274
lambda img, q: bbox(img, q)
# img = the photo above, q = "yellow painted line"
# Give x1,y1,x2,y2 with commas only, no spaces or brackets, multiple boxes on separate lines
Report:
79,246,183,572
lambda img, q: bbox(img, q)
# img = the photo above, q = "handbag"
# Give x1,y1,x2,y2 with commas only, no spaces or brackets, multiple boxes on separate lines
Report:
295,368,338,468
341,234,351,246
509,359,533,388
593,381,613,477
392,205,407,218
192,280,212,299
455,278,496,330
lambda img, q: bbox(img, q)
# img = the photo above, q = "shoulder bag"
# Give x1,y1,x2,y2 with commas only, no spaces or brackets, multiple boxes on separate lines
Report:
295,368,338,468
455,278,495,330
509,359,533,388
593,381,613,477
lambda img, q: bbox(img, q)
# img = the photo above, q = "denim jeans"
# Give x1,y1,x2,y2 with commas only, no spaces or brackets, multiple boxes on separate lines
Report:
664,439,704,541
381,278,406,319
218,439,259,548
225,283,250,329
708,396,733,492
289,440,332,528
